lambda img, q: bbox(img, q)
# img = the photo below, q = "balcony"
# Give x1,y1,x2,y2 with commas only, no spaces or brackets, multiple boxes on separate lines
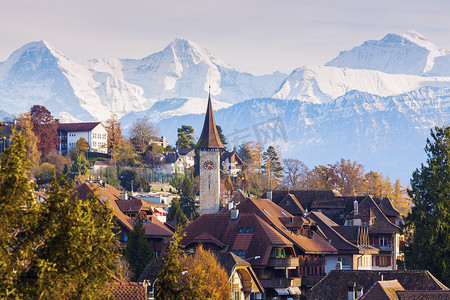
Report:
259,277,302,288
267,257,299,268
378,245,393,252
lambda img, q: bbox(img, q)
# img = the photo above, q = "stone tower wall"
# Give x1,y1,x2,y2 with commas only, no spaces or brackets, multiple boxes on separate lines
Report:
199,150,220,215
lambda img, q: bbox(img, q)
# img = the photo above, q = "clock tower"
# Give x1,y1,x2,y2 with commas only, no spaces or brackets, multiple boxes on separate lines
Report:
197,93,224,215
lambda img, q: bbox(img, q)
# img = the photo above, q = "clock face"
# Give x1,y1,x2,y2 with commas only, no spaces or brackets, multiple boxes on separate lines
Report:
203,160,215,170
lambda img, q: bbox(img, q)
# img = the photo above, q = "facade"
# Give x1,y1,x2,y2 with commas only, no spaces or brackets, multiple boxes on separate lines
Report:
222,151,244,177
197,95,224,215
269,190,403,271
182,196,338,299
57,122,107,154
71,181,174,256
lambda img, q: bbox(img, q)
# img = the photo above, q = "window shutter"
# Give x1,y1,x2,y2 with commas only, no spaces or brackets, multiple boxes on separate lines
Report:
376,256,380,266
387,256,391,266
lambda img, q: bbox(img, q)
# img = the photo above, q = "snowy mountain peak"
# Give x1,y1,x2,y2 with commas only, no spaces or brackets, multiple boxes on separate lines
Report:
326,30,450,76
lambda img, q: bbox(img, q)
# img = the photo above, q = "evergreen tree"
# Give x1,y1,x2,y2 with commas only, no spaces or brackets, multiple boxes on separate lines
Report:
0,129,38,297
125,218,153,281
19,175,120,298
176,125,194,149
156,229,187,300
68,153,90,181
262,145,283,189
179,177,198,220
216,125,227,147
402,126,450,286
167,198,188,227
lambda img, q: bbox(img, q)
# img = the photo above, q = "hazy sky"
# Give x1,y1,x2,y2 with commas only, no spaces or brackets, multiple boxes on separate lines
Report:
1,0,449,75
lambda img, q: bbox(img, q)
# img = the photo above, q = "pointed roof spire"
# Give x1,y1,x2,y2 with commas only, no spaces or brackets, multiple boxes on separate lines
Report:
197,92,225,150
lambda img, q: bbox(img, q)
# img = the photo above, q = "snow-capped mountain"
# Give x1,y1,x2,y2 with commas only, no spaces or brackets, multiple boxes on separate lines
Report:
326,30,450,76
87,38,286,104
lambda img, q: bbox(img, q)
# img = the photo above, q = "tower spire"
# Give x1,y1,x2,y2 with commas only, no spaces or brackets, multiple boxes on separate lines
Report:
197,94,224,150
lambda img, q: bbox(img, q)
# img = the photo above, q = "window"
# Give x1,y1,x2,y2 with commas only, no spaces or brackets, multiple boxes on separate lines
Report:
379,255,390,266
347,220,354,226
239,227,254,233
380,236,388,246
280,210,287,217
232,249,246,257
271,248,286,258
286,200,290,205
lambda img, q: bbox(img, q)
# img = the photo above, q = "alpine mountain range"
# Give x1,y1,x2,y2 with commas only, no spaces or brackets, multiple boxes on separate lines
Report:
1,30,450,183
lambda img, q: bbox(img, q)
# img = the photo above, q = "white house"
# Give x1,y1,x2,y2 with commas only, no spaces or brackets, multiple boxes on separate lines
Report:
57,122,108,154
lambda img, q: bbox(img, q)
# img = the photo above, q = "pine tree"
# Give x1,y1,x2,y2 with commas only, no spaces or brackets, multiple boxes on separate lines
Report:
0,129,38,297
262,145,283,189
156,229,187,299
179,177,198,220
176,125,194,149
125,218,154,281
402,126,450,286
167,198,188,227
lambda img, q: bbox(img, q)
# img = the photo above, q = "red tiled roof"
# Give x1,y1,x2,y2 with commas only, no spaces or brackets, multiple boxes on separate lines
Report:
278,193,305,216
360,280,404,300
142,217,174,237
58,122,103,132
106,282,146,300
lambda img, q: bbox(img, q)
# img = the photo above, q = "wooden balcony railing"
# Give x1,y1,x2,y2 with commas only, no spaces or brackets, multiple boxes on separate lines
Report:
267,257,299,268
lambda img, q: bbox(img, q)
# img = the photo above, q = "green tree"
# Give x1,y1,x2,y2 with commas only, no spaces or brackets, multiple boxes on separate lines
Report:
120,169,140,191
167,198,188,227
262,145,283,189
179,177,198,220
68,153,90,181
18,176,120,298
125,218,153,281
216,125,227,148
402,126,450,286
0,129,38,297
176,125,194,149
155,229,187,300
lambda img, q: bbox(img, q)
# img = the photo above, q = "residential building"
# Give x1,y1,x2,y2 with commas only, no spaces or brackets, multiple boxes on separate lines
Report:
181,196,338,299
308,270,449,300
92,160,117,174
57,122,107,154
71,181,174,256
269,190,403,270
222,151,244,177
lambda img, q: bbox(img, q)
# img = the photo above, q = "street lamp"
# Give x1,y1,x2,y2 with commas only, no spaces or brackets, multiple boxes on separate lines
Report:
148,270,188,300
228,256,260,299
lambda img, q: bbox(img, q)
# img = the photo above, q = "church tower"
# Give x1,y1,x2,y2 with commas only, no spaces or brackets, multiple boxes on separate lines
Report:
197,94,224,215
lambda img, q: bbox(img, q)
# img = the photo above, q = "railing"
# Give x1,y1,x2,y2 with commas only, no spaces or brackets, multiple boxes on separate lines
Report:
267,257,299,268
259,277,302,288
378,245,393,251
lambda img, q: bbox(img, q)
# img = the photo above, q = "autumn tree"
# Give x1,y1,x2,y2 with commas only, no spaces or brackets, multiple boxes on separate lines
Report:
283,158,309,189
176,125,194,149
224,174,234,196
402,126,450,286
262,145,283,189
167,198,188,227
130,116,159,151
125,218,154,281
179,245,230,299
30,105,60,158
41,149,72,175
35,162,56,185
106,114,123,159
326,158,365,196
16,112,41,167
117,139,136,166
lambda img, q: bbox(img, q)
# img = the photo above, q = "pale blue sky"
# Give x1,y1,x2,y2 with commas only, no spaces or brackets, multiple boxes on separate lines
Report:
1,0,449,74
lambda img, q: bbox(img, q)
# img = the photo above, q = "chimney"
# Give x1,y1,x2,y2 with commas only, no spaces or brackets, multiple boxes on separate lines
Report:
354,199,358,215
227,201,234,211
266,190,272,201
348,282,356,300
230,208,239,220
121,192,128,200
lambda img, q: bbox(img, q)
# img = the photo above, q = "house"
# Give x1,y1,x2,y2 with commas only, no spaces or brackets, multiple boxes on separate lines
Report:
57,122,108,154
308,270,449,300
106,282,147,300
222,151,243,177
148,136,167,148
181,196,338,299
308,211,378,274
268,190,403,270
157,149,195,176
217,252,264,300
71,181,174,256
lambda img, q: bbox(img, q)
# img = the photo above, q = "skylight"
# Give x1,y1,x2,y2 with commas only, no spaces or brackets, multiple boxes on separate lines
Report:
263,209,270,215
280,211,287,217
